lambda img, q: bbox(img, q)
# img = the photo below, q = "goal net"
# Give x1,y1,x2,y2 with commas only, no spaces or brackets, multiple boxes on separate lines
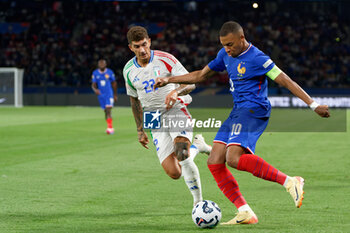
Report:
0,68,24,107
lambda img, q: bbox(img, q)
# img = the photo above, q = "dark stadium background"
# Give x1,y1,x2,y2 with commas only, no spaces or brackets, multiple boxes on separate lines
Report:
0,0,349,107
1,2,350,232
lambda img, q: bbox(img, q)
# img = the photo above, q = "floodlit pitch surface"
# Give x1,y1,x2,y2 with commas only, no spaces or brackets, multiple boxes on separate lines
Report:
0,106,349,233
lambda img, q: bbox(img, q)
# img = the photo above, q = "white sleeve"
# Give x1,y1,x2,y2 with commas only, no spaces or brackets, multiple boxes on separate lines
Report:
123,69,138,98
171,57,189,76
125,83,138,98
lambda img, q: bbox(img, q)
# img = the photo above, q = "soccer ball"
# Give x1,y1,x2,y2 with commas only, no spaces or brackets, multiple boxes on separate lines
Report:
192,200,222,228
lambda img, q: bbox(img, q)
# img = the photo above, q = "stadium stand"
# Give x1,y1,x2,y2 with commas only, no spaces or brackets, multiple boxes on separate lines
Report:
0,0,349,91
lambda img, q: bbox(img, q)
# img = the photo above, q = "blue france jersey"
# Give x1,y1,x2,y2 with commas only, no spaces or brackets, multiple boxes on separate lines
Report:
208,43,275,116
92,68,116,96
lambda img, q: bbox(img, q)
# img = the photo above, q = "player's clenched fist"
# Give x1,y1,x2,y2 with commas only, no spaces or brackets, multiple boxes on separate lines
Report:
315,105,330,118
154,77,169,89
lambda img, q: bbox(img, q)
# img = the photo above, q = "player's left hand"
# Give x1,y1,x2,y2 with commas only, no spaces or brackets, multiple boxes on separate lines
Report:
165,90,178,110
114,95,118,102
138,130,149,149
315,105,330,118
154,77,169,89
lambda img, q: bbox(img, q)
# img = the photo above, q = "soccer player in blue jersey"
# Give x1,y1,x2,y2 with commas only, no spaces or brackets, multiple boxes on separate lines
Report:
91,59,118,134
154,21,330,225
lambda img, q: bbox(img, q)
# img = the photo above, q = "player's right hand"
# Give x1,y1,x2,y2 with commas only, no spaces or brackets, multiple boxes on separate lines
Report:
138,130,149,149
154,77,169,89
94,89,101,95
315,105,330,118
165,90,178,110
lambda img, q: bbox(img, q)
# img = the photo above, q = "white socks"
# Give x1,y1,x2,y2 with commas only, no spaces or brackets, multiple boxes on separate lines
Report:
189,145,199,161
238,204,254,214
179,158,202,205
283,176,291,187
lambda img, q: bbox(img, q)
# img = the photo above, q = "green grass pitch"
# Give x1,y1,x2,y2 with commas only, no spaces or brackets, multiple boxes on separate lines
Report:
0,106,349,233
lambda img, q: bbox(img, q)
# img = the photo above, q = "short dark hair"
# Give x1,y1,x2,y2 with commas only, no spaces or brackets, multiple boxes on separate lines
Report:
219,21,243,37
127,26,149,44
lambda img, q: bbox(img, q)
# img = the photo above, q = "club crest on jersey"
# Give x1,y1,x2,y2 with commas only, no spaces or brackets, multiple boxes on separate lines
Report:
105,74,110,79
153,66,161,77
237,62,246,77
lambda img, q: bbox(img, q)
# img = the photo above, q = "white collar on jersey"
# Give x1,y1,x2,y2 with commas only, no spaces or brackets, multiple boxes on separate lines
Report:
237,43,252,57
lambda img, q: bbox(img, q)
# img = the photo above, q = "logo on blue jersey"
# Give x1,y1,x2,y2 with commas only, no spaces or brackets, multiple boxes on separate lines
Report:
144,110,161,129
237,62,246,77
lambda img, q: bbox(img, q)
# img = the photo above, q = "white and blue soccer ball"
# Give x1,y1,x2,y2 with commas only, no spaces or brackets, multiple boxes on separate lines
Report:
192,200,222,228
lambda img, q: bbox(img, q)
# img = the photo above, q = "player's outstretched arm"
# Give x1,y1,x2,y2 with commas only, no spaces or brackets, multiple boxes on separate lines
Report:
130,96,149,149
274,72,330,118
175,84,196,96
154,65,216,88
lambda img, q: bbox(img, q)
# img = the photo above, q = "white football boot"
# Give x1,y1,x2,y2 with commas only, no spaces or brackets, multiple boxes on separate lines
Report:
193,134,212,155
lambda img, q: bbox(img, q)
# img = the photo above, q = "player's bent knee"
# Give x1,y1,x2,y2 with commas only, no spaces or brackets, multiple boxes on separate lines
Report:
207,153,219,165
207,150,226,165
164,166,182,179
174,141,189,161
105,107,112,114
162,154,182,179
226,145,244,168
226,157,239,168
226,151,241,168
207,142,227,165
167,171,181,180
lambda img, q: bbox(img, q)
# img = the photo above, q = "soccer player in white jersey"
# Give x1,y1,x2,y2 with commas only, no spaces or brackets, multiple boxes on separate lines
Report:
123,26,211,206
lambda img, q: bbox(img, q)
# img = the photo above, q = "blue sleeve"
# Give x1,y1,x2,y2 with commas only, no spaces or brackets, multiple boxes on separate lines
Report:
253,51,275,75
109,69,116,81
208,48,226,72
92,71,97,83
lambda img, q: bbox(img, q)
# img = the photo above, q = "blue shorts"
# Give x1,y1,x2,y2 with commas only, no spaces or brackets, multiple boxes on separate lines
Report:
214,105,270,154
98,95,114,110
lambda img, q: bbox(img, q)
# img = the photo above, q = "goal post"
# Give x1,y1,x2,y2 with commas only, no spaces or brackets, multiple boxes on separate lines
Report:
0,68,24,107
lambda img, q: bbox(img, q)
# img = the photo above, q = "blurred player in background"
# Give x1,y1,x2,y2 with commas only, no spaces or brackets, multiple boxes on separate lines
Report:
123,26,212,206
91,59,118,134
154,21,330,224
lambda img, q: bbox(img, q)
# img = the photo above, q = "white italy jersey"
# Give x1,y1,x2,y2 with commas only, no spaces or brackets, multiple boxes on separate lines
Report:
123,50,191,110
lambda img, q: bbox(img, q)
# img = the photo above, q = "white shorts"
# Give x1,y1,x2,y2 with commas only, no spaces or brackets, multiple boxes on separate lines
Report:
150,107,193,164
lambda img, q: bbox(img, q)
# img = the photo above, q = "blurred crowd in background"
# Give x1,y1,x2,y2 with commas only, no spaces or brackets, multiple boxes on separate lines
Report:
1,0,349,89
